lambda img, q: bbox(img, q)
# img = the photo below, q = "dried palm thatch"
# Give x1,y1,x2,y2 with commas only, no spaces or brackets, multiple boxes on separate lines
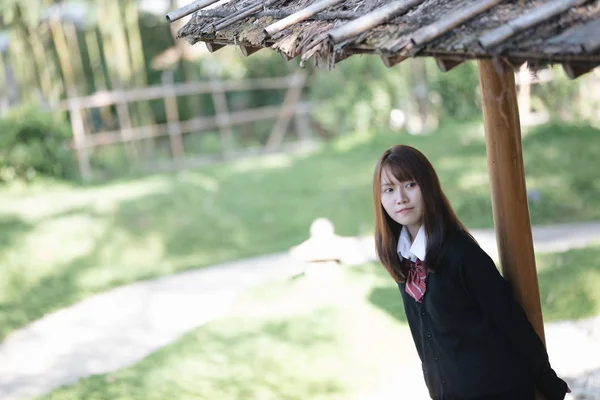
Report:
171,0,600,77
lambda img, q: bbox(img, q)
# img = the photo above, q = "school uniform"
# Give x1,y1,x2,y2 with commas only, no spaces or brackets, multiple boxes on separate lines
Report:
397,226,568,400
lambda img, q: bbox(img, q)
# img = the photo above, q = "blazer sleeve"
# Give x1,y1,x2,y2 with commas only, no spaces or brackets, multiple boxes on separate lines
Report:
456,239,568,400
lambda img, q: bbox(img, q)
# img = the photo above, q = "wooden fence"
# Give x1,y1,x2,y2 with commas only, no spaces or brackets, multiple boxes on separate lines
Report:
59,72,311,180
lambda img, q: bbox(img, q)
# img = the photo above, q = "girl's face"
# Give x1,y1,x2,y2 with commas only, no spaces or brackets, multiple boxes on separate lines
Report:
380,165,424,239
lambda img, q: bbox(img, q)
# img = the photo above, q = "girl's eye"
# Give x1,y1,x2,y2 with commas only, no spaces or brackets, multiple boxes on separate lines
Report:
406,182,417,189
383,188,393,193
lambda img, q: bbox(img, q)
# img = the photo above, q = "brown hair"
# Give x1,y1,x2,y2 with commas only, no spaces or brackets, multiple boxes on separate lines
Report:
373,145,471,282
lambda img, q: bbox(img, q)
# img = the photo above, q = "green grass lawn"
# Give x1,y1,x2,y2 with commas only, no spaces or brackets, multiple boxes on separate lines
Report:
1,120,599,340
38,243,600,400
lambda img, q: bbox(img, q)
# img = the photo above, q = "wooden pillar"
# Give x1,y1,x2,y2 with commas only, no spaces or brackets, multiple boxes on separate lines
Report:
477,60,546,343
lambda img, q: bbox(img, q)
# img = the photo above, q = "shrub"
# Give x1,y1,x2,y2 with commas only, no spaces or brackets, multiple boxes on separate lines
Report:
0,105,77,183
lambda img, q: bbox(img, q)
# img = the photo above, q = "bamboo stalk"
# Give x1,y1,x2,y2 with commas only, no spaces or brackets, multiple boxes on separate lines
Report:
98,0,118,91
125,0,150,89
328,0,424,44
84,26,114,129
125,0,156,157
0,52,5,90
212,2,265,31
409,0,503,47
211,0,278,32
166,0,222,22
111,0,134,86
0,52,7,110
479,0,587,48
264,0,346,37
63,21,87,94
48,12,77,97
194,9,367,19
30,27,55,103
85,28,108,92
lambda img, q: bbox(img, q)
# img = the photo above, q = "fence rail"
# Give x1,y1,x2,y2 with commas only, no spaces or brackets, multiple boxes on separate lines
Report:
63,72,310,180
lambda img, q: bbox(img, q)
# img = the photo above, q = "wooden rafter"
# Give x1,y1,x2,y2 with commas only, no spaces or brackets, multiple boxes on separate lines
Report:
479,0,590,49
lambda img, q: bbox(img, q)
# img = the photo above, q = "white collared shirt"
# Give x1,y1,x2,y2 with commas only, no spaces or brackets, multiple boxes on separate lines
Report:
397,225,427,262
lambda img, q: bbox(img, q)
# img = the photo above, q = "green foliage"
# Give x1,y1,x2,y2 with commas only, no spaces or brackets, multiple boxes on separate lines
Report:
307,56,410,133
0,105,76,182
427,61,481,120
306,57,483,134
530,66,600,121
2,121,600,340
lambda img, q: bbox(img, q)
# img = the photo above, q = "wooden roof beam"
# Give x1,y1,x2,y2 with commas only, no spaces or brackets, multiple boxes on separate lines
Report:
205,0,278,33
206,42,226,53
264,0,346,38
166,0,220,23
239,45,262,57
412,0,503,47
547,18,600,53
479,0,588,48
386,0,503,52
435,58,463,72
381,54,408,68
562,62,598,79
328,0,424,44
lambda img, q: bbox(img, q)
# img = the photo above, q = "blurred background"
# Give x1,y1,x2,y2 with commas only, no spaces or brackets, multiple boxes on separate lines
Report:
1,0,600,399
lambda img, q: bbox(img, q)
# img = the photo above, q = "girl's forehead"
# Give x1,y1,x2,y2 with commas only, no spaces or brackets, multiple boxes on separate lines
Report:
381,165,412,184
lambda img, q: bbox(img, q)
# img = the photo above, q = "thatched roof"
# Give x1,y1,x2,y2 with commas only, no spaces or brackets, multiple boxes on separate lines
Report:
172,0,600,77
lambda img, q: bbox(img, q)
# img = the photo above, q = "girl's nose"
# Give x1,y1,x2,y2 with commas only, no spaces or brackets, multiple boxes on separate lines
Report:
396,190,407,204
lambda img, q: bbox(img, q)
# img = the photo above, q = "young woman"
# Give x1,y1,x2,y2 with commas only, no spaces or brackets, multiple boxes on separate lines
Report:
373,144,569,400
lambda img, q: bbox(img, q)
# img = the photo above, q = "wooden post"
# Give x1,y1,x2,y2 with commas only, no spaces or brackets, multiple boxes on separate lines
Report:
477,60,546,343
69,100,92,181
162,71,185,166
210,79,235,158
264,73,307,152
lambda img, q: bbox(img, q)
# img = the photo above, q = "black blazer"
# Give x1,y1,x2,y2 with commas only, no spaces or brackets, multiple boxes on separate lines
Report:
399,230,568,400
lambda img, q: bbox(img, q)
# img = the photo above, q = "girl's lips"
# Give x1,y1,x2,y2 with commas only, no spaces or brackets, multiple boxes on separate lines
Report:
397,208,413,215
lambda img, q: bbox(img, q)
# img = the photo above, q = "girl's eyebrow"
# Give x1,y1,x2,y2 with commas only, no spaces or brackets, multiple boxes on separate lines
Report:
381,182,392,186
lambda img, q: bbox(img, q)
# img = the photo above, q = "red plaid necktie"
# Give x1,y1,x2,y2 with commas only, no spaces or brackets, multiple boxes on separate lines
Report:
405,259,427,303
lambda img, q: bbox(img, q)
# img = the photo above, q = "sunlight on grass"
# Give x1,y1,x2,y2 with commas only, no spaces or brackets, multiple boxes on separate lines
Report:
40,264,414,400
1,120,599,339
457,170,489,190
332,130,375,153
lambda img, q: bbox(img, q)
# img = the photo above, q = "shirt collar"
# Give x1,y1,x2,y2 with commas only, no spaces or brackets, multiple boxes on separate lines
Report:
397,225,427,262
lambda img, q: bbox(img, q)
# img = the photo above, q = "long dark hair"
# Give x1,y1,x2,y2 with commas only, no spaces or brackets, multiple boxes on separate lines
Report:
373,145,471,283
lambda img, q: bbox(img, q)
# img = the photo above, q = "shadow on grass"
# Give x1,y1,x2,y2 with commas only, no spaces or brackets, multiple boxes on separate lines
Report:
538,244,600,322
42,313,349,400
521,122,600,225
365,243,600,326
0,214,32,253
368,285,408,324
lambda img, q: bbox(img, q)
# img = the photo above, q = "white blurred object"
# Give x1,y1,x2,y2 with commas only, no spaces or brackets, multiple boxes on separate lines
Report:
389,109,406,130
290,218,373,266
